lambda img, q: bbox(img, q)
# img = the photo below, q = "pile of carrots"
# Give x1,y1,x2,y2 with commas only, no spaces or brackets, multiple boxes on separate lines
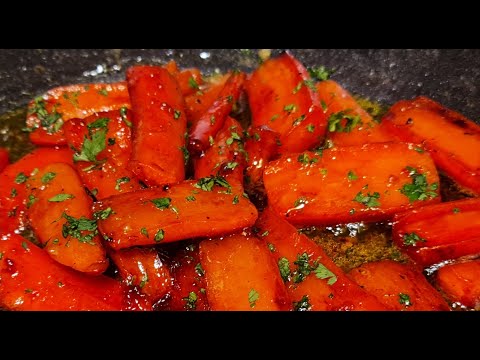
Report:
1,51,479,311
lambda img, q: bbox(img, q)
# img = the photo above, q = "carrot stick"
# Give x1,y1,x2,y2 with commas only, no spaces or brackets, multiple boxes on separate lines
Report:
347,260,450,311
126,66,187,186
0,148,9,172
188,71,246,156
63,109,143,199
95,178,258,250
392,198,480,267
434,259,480,310
316,80,395,146
108,247,172,302
0,233,150,311
381,96,480,194
256,206,388,310
164,60,204,97
26,82,131,146
263,142,440,226
27,163,109,275
245,51,327,153
0,147,73,234
193,116,246,185
159,242,209,311
199,232,291,311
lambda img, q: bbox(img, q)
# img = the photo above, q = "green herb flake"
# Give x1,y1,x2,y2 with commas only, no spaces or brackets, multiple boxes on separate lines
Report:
154,229,165,242
261,230,269,237
0,252,3,260
180,146,190,165
293,197,307,208
267,243,275,252
320,168,328,176
26,195,37,208
400,167,438,203
120,107,132,127
398,293,412,307
10,188,17,198
61,213,98,245
327,111,362,133
278,257,291,282
48,193,75,202
183,291,198,310
353,191,381,208
248,289,260,308
30,168,39,176
115,177,130,191
25,288,33,293
87,117,110,130
188,77,200,90
284,104,297,113
297,153,318,165
173,109,181,119
140,227,149,238
186,195,196,202
292,114,306,126
210,115,215,125
194,175,231,192
292,253,317,283
195,263,205,277
306,124,315,133
41,172,56,184
57,282,64,288
21,241,29,250
150,197,171,210
349,208,355,215
452,207,460,214
314,263,337,285
139,272,149,289
93,207,114,220
347,170,358,181
320,100,328,112
73,128,107,164
308,66,334,81
97,88,109,96
232,195,239,205
293,295,312,311
15,172,28,184
29,97,63,133
293,81,303,94
414,146,425,153
403,232,427,246
271,114,279,122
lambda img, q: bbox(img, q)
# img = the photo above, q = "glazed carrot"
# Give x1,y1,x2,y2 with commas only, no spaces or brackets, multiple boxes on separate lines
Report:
0,233,150,311
199,232,291,311
256,206,388,310
126,66,187,186
0,148,9,172
434,260,480,310
160,242,209,311
63,109,143,199
392,198,480,267
188,71,246,156
27,163,109,275
348,260,450,311
194,116,246,184
245,52,327,153
164,60,204,97
95,178,258,250
0,147,73,234
185,73,230,125
316,80,395,146
382,96,480,194
26,82,131,146
108,247,172,302
263,142,440,226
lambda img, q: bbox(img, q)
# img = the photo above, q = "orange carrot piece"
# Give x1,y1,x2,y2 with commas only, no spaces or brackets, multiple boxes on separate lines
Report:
0,148,9,172
160,242,209,311
188,71,246,156
256,206,388,310
126,66,187,186
95,179,258,250
63,109,143,199
108,247,172,302
193,116,246,184
185,74,230,125
382,96,480,194
27,163,109,275
199,232,291,311
26,82,131,146
164,60,204,97
0,233,150,311
263,142,440,226
348,260,450,311
245,52,327,153
392,198,480,267
0,147,73,234
316,80,395,146
434,259,480,310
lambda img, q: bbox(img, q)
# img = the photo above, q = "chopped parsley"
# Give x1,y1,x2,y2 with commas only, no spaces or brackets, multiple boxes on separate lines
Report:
186,195,196,202
97,88,109,96
225,161,238,170
306,124,315,133
293,197,307,208
115,177,130,191
327,111,362,132
180,146,190,165
267,243,276,252
403,232,427,246
398,293,412,307
93,207,114,220
87,117,110,130
48,193,75,202
15,172,28,184
452,207,460,214
10,188,17,198
173,109,181,119
120,107,132,127
26,194,37,208
140,227,149,238
400,167,438,202
308,66,334,81
194,175,231,192
183,291,198,310
292,253,317,283
21,241,29,250
284,104,297,113
41,172,56,184
150,197,171,210
73,128,107,164
314,263,337,285
61,213,98,245
297,153,319,165
353,190,381,208
154,229,165,242
278,257,291,282
232,195,239,204
188,77,200,90
248,289,260,308
293,295,312,311
347,170,358,181
261,230,269,237
139,272,149,289
29,97,63,133
195,263,205,277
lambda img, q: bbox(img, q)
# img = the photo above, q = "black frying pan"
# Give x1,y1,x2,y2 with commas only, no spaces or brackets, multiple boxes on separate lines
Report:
1,49,479,121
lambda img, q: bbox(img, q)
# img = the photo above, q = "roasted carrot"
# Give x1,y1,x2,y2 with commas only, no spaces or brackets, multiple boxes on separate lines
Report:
95,178,258,250
126,66,187,186
382,96,480,194
185,73,230,125
392,198,480,267
108,247,172,302
263,142,440,226
193,116,246,184
199,232,291,311
160,242,209,311
0,148,9,172
27,163,109,275
347,260,450,311
0,233,150,311
316,80,395,146
26,82,131,146
0,147,73,234
245,52,327,153
256,206,388,310
164,60,204,97
433,259,480,310
63,109,143,199
188,71,246,156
